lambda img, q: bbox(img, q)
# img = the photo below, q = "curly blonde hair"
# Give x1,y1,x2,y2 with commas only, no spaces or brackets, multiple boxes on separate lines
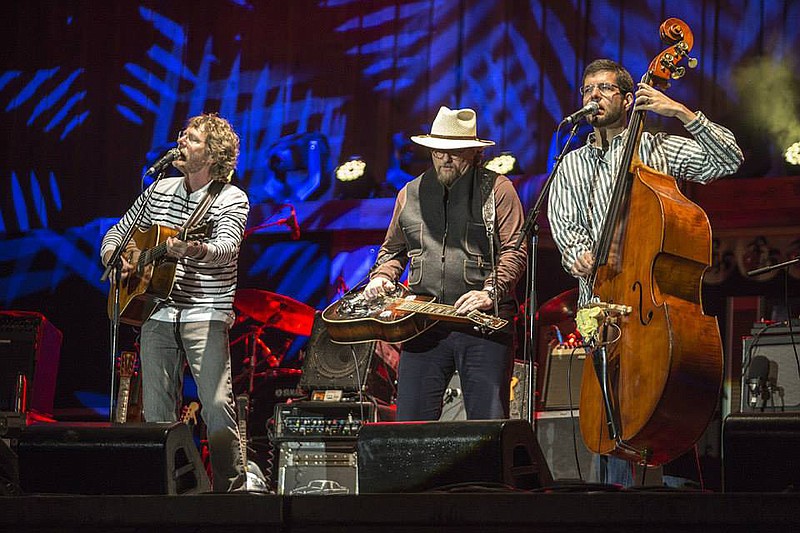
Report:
186,113,240,182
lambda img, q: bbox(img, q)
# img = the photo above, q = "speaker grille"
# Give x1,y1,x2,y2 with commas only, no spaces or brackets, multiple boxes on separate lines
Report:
740,336,800,412
0,311,61,414
300,314,376,391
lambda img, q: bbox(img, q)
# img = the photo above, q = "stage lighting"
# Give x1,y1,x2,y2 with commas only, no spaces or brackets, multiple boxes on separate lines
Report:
335,156,367,182
785,141,800,166
485,152,523,175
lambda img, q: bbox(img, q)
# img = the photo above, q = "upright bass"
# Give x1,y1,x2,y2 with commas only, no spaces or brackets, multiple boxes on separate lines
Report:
579,18,723,466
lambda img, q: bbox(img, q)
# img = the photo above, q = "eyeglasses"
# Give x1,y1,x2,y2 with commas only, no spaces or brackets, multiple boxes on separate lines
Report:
431,148,473,160
176,129,205,144
579,82,621,97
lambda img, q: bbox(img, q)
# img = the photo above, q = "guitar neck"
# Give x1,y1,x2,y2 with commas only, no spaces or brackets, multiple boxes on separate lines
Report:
395,298,507,330
140,242,167,267
115,377,132,424
396,300,471,322
235,395,249,489
138,226,196,269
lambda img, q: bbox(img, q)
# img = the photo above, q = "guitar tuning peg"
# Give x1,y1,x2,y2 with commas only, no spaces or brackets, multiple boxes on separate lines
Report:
687,57,698,68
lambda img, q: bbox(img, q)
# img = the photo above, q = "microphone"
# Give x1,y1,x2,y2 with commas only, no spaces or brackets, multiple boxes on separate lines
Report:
746,355,770,408
285,207,301,240
144,147,181,177
562,101,600,124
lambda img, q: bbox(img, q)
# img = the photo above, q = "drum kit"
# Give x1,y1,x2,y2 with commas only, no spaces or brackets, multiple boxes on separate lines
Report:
230,288,316,398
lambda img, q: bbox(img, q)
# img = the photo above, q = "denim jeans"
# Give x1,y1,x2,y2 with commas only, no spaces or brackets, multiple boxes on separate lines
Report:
396,327,513,421
140,318,242,492
591,454,635,487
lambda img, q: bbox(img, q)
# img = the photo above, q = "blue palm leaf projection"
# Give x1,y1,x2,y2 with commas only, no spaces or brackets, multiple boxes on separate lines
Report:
119,6,348,204
0,220,109,306
2,67,88,140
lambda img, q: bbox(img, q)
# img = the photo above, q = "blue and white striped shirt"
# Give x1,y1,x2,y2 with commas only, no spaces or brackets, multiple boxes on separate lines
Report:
547,112,743,306
101,176,250,323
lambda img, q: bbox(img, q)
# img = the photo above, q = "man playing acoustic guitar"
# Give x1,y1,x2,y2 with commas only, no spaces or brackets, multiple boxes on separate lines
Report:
101,113,249,492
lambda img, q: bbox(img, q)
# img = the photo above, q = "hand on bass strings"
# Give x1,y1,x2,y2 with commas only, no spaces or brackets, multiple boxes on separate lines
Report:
570,251,595,278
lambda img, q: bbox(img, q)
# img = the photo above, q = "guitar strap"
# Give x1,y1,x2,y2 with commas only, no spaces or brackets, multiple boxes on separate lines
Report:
478,167,500,316
183,180,225,232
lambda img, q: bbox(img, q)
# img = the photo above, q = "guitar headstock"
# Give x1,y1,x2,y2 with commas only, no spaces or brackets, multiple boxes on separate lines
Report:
466,311,508,331
180,401,200,426
117,351,137,379
235,394,249,421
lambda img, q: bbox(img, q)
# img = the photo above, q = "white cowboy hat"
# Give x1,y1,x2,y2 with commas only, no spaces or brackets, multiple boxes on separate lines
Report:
411,106,495,150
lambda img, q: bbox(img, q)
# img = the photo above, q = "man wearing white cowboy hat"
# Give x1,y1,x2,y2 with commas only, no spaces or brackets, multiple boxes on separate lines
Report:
364,106,527,420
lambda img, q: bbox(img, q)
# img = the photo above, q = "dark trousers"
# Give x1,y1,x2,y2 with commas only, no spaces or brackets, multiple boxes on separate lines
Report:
396,327,513,421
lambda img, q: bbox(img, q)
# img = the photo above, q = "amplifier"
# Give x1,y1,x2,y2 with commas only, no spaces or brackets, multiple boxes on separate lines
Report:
738,334,800,413
277,440,357,495
0,311,62,414
541,346,586,411
274,401,377,439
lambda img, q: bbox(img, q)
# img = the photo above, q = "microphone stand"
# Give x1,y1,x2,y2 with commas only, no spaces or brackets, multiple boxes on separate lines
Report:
514,121,582,428
747,257,800,277
100,168,170,422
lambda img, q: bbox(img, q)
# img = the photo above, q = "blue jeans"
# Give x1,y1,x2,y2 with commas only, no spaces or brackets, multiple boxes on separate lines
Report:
140,318,242,492
396,327,513,421
591,454,635,487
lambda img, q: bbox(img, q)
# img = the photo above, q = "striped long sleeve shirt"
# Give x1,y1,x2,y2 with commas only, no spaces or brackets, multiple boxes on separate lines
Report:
547,111,743,306
101,176,250,323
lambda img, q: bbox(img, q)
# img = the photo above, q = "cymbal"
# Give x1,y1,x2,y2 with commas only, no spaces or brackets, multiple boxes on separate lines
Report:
234,289,315,336
535,288,578,325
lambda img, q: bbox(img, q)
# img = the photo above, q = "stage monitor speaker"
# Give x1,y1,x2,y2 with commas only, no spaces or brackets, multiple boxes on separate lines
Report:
17,422,210,495
357,419,553,492
723,412,800,492
739,334,800,413
0,438,19,496
300,313,396,403
0,311,62,414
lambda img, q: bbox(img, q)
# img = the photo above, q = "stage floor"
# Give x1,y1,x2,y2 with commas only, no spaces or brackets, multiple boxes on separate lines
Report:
2,491,800,532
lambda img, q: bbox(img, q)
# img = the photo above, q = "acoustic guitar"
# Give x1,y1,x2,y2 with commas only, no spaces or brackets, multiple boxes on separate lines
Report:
321,284,507,344
107,223,212,326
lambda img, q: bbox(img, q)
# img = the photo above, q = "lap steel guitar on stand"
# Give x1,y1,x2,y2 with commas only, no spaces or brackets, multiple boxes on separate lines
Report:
322,283,507,344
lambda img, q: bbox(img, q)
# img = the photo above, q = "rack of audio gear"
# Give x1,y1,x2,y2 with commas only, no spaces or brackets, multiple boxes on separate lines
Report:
271,400,379,495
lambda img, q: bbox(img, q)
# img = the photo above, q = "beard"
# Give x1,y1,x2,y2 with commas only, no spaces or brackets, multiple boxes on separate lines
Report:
589,103,625,128
436,166,462,187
